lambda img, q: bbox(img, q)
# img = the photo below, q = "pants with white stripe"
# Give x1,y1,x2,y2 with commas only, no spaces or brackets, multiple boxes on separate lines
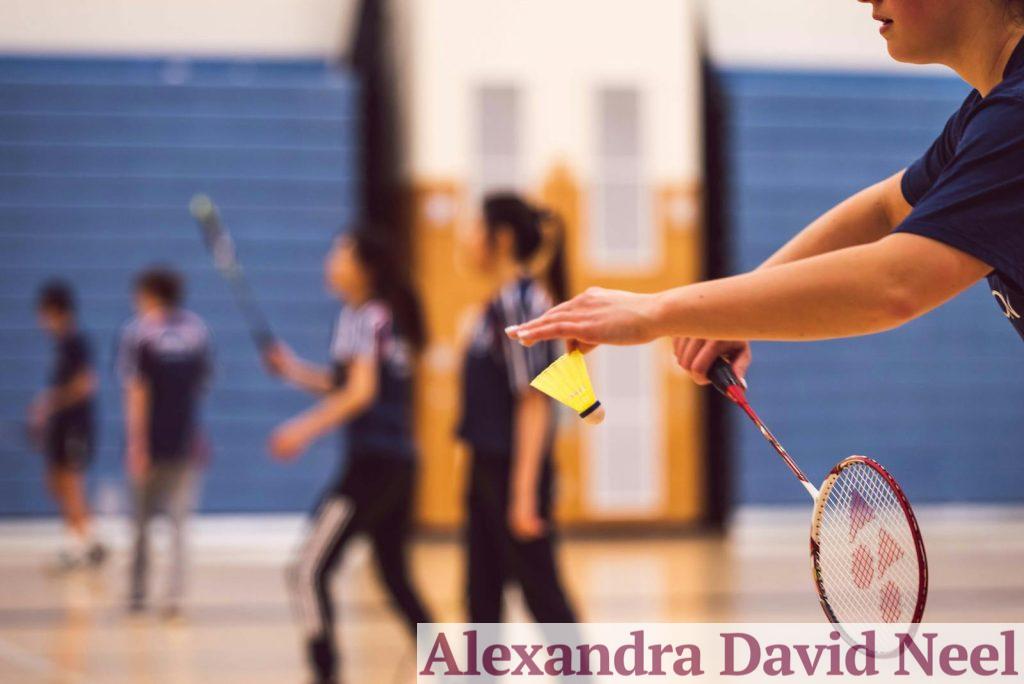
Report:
287,456,431,682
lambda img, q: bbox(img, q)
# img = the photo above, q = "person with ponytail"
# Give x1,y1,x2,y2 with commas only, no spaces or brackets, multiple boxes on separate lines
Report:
263,226,432,684
456,191,578,623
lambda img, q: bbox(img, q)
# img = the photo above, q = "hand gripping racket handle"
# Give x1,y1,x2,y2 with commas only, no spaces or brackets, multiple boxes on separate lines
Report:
708,357,745,399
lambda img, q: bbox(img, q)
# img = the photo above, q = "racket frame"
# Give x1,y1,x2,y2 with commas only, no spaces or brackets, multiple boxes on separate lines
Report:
708,358,929,632
810,455,929,627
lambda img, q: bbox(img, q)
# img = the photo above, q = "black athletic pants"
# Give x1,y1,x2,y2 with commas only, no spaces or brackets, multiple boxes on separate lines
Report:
288,456,431,683
466,452,577,623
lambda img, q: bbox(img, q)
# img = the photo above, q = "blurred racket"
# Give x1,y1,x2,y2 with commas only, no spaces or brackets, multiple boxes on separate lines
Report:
189,194,276,352
709,358,928,646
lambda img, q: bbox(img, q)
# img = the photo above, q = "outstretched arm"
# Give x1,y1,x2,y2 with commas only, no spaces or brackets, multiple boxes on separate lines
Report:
760,171,911,269
509,232,991,346
263,342,333,394
674,171,912,382
268,356,378,459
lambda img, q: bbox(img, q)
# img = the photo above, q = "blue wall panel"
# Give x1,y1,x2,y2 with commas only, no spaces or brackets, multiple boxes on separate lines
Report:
721,70,1024,505
0,57,360,516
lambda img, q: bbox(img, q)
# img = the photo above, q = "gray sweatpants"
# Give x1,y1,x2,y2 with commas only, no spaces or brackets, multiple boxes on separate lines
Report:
130,461,197,606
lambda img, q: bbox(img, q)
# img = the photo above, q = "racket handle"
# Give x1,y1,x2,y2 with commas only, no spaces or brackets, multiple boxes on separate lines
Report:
708,357,745,398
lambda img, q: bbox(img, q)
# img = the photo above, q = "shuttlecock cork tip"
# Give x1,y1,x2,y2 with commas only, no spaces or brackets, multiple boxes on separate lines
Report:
581,403,605,425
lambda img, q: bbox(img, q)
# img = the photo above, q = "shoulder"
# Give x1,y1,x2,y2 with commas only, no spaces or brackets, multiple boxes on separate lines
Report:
169,309,211,349
496,278,553,320
118,316,144,344
339,301,391,332
178,309,210,335
360,300,392,328
963,92,1024,138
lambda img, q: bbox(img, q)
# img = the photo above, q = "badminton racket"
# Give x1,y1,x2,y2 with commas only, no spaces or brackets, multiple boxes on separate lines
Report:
708,358,928,634
189,195,275,352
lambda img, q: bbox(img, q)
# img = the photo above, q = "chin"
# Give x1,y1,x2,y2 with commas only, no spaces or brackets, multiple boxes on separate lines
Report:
885,40,932,65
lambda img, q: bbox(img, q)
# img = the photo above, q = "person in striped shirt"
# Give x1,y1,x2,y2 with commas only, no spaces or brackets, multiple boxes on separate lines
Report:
264,227,432,684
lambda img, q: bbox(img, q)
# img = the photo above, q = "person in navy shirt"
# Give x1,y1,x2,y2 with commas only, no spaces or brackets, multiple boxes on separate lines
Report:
118,267,211,617
30,281,106,570
457,193,577,624
508,1,1024,383
264,227,432,684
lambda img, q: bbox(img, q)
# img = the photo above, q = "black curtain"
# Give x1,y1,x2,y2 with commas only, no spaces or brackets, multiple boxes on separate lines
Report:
349,0,408,254
698,38,735,532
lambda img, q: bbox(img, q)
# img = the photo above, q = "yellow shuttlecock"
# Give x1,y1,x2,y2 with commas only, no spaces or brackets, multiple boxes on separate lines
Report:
530,351,605,425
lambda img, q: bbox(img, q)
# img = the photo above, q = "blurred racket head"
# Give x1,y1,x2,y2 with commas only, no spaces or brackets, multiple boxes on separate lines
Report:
189,194,238,276
811,456,927,647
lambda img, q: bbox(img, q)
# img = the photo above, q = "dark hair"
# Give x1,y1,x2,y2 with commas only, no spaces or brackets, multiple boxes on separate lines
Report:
135,266,184,307
349,226,428,353
483,192,569,303
37,279,76,314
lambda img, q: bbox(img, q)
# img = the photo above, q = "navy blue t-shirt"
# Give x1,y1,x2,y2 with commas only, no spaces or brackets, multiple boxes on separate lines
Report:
457,277,559,458
117,309,212,460
48,330,94,438
331,301,416,460
897,36,1024,342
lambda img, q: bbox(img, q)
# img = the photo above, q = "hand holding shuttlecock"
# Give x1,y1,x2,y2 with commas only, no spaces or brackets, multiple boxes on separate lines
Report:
530,351,605,425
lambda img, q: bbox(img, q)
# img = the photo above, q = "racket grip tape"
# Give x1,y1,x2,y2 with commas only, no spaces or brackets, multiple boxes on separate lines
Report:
708,357,745,399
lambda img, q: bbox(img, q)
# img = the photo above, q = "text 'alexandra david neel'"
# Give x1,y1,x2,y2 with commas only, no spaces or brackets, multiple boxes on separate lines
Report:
416,624,1021,682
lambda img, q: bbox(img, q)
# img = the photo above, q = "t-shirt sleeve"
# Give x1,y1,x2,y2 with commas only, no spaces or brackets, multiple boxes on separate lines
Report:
894,96,1024,289
901,107,964,207
331,305,386,362
51,335,92,386
498,285,556,395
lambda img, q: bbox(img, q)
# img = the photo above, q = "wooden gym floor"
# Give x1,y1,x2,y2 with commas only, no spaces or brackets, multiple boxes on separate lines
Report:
0,507,1022,683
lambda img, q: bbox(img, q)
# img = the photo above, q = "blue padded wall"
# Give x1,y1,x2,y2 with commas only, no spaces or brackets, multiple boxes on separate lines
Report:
0,57,359,515
721,70,1024,505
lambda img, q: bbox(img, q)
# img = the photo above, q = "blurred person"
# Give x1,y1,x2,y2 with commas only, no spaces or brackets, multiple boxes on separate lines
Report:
508,1,1024,378
456,193,577,624
264,227,432,684
117,267,211,618
30,280,106,570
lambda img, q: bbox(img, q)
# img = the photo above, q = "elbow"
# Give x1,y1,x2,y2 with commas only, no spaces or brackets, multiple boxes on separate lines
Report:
876,277,925,329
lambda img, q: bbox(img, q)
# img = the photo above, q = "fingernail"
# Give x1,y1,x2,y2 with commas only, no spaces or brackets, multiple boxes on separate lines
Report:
504,325,519,337
741,377,748,389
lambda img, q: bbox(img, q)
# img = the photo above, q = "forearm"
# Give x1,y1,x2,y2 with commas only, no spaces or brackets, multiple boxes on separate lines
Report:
759,172,909,270
652,236,973,342
512,393,550,499
51,371,96,411
283,359,333,394
286,389,371,444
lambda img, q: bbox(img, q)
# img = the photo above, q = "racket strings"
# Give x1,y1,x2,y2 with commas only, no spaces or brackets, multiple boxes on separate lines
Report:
814,462,921,625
